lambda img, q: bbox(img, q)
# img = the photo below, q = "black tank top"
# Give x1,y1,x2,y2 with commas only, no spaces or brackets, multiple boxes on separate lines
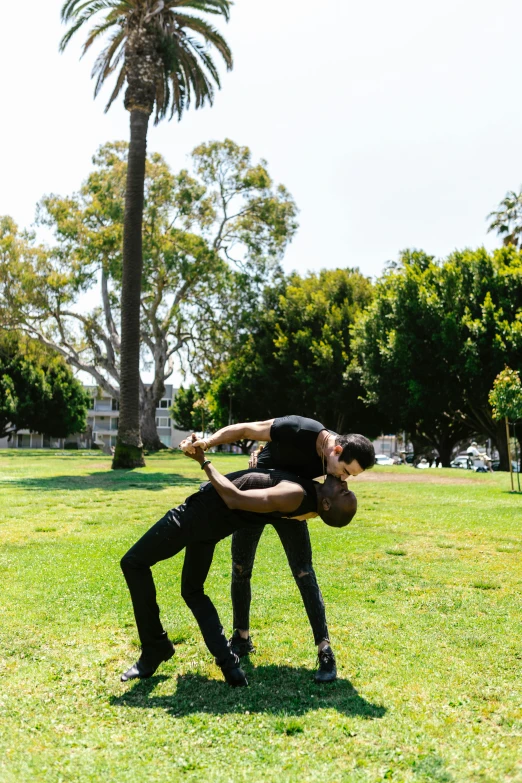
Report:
198,468,318,518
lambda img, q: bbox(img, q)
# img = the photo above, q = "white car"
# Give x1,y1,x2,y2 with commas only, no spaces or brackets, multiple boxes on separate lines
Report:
375,454,394,466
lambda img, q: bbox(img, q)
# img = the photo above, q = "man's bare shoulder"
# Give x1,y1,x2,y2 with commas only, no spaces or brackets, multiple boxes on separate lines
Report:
270,480,305,511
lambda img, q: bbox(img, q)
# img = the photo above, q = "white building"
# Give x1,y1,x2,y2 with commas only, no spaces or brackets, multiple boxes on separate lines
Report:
0,383,189,450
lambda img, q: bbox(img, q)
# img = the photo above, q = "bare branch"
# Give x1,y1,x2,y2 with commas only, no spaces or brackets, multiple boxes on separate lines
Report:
23,324,120,398
101,268,120,352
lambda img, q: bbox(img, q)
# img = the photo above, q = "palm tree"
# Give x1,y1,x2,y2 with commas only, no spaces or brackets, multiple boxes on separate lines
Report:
60,0,233,468
487,189,522,248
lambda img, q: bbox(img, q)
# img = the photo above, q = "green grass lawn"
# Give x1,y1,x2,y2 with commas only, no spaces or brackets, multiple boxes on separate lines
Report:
0,451,521,782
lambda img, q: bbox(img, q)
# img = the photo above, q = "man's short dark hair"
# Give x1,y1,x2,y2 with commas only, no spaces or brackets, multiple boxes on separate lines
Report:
336,433,375,470
324,495,357,528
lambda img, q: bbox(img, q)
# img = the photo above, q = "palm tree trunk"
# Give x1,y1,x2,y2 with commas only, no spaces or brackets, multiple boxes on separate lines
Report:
112,109,149,469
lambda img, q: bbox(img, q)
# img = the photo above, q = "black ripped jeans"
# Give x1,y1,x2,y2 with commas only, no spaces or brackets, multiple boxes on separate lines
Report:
231,521,329,646
121,496,244,670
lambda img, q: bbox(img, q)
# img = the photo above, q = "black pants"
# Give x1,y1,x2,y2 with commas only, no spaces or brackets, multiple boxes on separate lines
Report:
231,521,329,646
121,499,241,669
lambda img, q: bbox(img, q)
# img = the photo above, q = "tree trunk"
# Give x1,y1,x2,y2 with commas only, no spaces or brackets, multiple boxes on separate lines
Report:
436,440,455,468
491,418,511,471
140,394,166,452
112,109,149,469
409,434,430,463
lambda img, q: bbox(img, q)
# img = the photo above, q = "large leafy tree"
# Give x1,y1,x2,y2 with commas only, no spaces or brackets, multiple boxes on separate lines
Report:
208,268,385,438
0,141,297,450
352,251,474,465
0,331,88,441
353,247,522,467
170,384,199,431
446,247,522,468
60,0,233,468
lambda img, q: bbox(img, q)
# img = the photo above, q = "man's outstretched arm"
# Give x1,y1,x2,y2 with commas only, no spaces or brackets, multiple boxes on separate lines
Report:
186,446,304,514
179,419,274,454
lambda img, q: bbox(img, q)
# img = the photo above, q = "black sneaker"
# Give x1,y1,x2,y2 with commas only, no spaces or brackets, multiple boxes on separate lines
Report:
216,652,249,687
229,630,255,658
221,663,249,687
120,640,175,682
314,645,337,684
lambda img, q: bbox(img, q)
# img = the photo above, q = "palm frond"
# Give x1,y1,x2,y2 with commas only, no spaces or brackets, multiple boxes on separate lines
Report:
167,66,185,120
154,68,168,121
104,64,127,111
172,12,232,68
82,14,122,55
170,0,232,22
59,1,123,51
60,13,93,51
181,33,221,88
92,29,125,96
61,0,120,24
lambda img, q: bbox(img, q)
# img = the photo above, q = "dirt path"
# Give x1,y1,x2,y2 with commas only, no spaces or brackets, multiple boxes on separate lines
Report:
356,470,483,485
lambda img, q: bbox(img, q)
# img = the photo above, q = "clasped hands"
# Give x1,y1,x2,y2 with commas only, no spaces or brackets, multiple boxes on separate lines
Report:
181,434,206,466
179,433,210,455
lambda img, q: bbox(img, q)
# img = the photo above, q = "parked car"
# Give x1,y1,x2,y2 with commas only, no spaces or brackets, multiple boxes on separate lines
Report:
450,454,488,472
375,454,394,466
492,459,520,473
450,455,472,469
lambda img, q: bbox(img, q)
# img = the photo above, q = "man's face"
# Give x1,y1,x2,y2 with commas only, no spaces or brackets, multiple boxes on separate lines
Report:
326,453,364,479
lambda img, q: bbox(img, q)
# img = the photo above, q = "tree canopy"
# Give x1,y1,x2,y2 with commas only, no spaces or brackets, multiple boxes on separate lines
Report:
0,140,297,449
352,247,522,466
171,385,211,433
60,0,233,123
0,332,88,440
208,268,384,437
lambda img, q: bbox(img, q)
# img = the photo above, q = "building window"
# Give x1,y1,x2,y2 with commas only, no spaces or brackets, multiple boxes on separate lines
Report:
156,417,171,429
112,398,119,411
159,399,172,409
88,397,95,409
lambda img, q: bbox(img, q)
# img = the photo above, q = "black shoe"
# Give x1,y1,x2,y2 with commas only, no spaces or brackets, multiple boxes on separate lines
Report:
222,663,249,687
121,640,175,682
216,652,249,687
229,630,255,658
314,645,337,684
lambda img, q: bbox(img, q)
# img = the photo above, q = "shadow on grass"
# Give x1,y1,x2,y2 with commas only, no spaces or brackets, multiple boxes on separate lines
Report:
0,472,201,492
111,666,386,719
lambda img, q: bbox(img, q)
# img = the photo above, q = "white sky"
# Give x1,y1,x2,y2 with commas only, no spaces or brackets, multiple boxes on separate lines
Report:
3,0,521,282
